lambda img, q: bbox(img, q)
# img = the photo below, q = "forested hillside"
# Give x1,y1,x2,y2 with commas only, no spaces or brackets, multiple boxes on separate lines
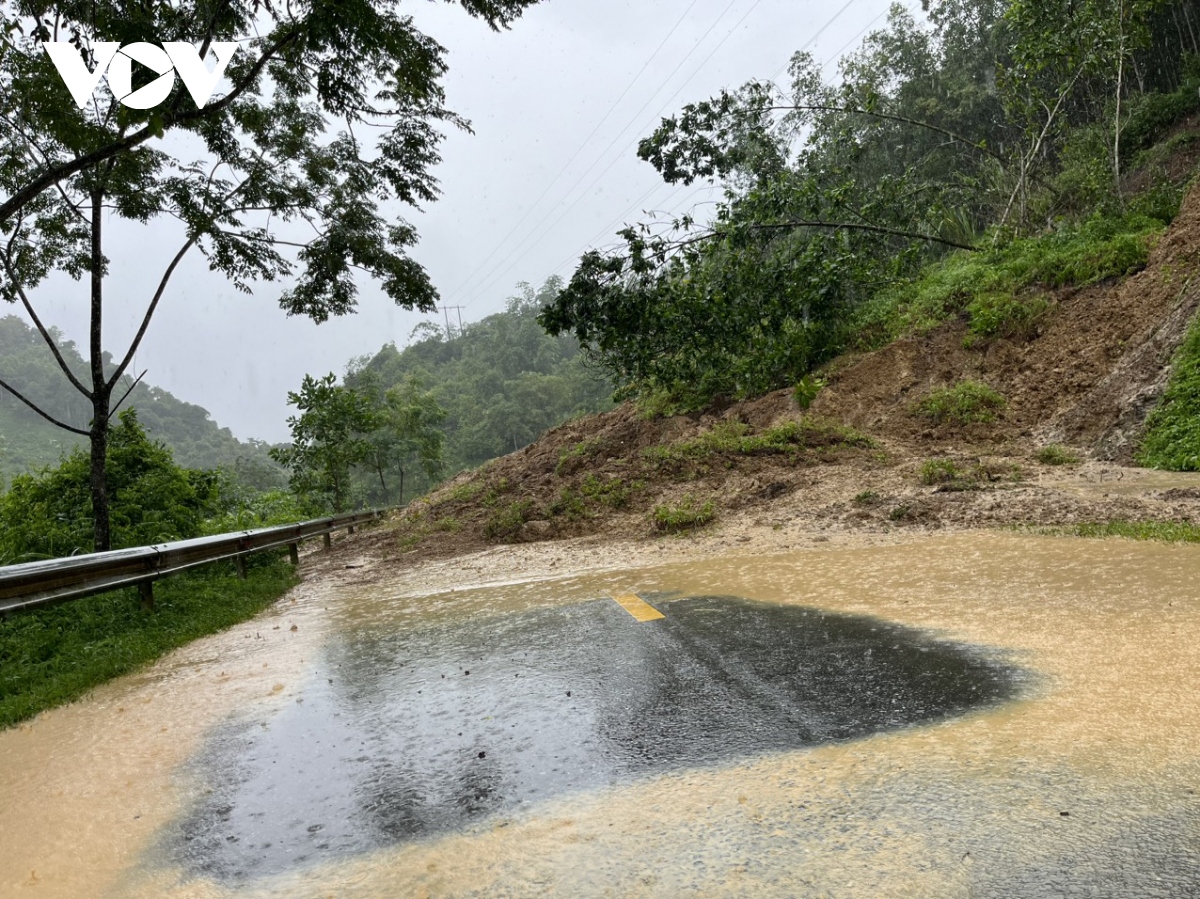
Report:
542,0,1200,438
265,280,612,513
346,278,612,474
0,316,282,488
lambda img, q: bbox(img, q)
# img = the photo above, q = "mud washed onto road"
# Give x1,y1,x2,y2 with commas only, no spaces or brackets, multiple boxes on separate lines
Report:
170,596,1019,883
2,532,1199,897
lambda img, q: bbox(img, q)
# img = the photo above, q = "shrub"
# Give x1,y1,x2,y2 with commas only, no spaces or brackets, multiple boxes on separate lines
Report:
0,410,221,563
1036,444,1081,466
919,459,963,485
651,496,715,533
793,375,826,410
548,487,588,520
965,292,1052,344
579,473,637,508
1138,311,1200,470
914,382,1007,425
483,499,533,540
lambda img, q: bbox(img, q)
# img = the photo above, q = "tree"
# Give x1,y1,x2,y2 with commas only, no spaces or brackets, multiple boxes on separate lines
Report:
0,0,539,551
362,376,446,506
0,408,219,563
270,373,377,513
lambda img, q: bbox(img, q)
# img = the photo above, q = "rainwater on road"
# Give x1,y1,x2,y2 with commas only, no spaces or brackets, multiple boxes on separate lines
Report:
1,532,1198,897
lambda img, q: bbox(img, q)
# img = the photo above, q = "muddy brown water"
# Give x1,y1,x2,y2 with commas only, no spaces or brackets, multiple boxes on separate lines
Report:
2,532,1199,897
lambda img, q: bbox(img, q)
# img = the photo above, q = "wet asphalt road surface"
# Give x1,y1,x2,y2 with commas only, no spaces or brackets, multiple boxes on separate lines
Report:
170,593,1020,883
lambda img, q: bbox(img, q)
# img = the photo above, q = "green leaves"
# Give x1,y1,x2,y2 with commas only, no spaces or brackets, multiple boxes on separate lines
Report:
270,374,379,513
0,409,220,562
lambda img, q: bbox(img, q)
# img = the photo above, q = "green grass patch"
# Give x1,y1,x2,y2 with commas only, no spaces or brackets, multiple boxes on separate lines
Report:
1032,521,1200,543
854,215,1165,348
651,496,716,533
0,557,297,730
914,381,1006,425
645,418,872,467
1036,444,1082,466
548,487,589,521
1138,310,1200,471
580,473,639,509
483,499,533,540
919,459,966,486
555,438,604,476
964,292,1052,345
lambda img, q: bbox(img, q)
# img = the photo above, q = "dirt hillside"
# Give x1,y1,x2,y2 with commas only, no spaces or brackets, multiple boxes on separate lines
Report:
353,186,1200,567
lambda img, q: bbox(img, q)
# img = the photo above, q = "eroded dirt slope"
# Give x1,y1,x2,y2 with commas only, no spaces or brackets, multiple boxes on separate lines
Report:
357,186,1200,565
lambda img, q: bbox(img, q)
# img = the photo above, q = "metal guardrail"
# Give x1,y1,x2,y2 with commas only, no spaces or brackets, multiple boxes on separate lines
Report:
0,508,388,617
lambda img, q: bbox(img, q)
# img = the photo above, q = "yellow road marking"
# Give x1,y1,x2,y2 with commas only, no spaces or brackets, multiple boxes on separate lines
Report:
610,593,665,622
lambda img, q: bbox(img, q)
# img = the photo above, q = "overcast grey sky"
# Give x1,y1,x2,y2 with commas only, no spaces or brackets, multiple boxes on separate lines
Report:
16,0,910,443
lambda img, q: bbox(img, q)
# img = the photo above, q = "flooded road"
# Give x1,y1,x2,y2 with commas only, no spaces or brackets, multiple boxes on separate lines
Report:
2,532,1199,897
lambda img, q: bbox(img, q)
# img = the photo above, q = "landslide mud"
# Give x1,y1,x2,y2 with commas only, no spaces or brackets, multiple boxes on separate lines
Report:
2,531,1199,897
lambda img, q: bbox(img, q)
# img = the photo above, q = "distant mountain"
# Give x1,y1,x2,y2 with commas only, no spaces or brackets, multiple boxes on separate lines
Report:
0,315,283,489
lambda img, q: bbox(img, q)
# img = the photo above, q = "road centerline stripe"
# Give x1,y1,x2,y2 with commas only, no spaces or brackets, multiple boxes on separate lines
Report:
610,593,665,622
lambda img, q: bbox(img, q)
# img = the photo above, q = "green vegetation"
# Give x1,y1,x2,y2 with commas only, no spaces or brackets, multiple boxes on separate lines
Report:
793,375,826,410
580,473,639,509
0,411,225,564
538,3,1194,411
1037,445,1082,466
651,497,716,533
484,500,534,541
1034,521,1200,543
0,316,282,491
919,459,967,487
853,490,880,504
914,382,1007,426
1139,311,1200,470
270,372,445,513
856,216,1162,348
645,418,872,468
0,557,297,729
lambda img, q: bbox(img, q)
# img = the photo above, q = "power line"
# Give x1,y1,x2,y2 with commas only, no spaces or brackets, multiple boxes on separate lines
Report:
451,0,749,307
459,0,768,309
441,0,707,305
548,3,903,284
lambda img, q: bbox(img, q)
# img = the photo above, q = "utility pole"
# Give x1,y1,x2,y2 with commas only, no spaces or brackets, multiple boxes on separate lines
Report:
439,305,466,338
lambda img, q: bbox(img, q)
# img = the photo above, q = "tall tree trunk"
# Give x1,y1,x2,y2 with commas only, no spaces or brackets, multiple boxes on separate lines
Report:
1114,4,1127,206
398,467,405,507
88,187,112,552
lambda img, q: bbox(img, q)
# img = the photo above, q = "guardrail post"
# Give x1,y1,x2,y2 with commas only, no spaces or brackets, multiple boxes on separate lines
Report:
288,543,299,566
348,524,356,535
323,533,332,549
139,581,155,611
235,555,247,579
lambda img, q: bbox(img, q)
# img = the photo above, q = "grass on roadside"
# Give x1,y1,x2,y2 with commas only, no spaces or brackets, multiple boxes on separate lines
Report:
1025,521,1200,543
652,497,716,533
0,556,297,730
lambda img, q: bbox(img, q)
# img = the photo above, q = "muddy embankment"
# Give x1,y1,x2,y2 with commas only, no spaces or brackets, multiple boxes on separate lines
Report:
347,186,1200,568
